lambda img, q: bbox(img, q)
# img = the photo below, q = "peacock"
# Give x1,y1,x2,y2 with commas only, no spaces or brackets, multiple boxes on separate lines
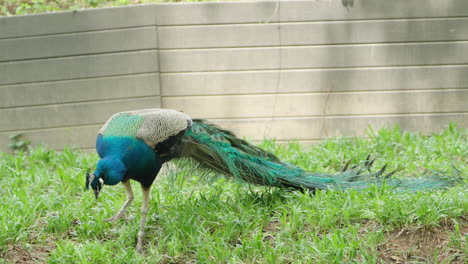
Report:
86,108,456,251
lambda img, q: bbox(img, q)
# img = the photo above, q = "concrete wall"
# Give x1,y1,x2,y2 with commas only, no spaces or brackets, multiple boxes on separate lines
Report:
0,5,161,150
1,0,467,151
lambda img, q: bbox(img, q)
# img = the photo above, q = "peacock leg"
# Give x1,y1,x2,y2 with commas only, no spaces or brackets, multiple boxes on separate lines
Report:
135,185,150,252
104,181,134,222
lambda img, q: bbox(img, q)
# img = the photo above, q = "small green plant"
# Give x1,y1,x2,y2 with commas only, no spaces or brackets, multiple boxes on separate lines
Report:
0,0,222,16
8,133,31,153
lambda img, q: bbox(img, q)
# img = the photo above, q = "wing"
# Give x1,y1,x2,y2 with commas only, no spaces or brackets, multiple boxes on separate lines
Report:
99,108,192,148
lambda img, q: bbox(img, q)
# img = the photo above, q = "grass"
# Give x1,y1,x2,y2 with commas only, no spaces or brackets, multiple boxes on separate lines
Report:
0,124,466,263
1,0,223,16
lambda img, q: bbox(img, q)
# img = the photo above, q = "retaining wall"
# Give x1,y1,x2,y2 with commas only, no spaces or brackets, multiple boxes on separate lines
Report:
1,0,467,151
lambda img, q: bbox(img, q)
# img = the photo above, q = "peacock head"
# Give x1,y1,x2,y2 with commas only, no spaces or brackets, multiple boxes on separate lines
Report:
86,157,126,199
86,172,104,199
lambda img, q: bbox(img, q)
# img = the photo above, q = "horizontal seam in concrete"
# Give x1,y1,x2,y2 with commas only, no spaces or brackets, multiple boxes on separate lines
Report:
0,72,160,89
160,64,468,75
158,63,468,74
201,112,468,121
0,95,162,110
71,147,96,152
156,16,468,27
0,25,154,42
208,112,468,122
158,39,468,51
0,96,161,111
261,139,323,143
158,40,468,52
0,48,159,63
0,25,157,40
157,16,468,27
161,88,468,98
2,112,465,134
0,71,160,87
0,123,103,134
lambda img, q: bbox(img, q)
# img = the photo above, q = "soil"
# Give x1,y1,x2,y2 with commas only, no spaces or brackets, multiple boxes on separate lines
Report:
1,240,55,264
2,217,466,263
377,217,467,263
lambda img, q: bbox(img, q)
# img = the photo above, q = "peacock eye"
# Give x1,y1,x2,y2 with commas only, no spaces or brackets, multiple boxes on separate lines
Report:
86,172,94,189
98,178,104,187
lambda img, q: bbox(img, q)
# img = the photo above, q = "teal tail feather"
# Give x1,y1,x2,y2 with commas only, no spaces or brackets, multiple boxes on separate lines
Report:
180,120,458,192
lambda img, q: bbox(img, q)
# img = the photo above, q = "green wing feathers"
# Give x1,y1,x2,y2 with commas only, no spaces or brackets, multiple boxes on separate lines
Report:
181,120,287,186
181,120,457,192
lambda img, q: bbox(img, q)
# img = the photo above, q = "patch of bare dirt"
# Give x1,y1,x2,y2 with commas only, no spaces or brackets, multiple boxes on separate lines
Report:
1,241,55,264
1,226,57,263
378,217,467,263
263,218,281,233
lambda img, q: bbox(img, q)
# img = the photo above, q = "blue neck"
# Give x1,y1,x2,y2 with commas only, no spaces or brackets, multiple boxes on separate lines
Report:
95,134,161,185
94,157,126,185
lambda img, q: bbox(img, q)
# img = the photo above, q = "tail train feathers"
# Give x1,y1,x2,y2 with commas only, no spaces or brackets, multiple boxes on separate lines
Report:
180,120,457,192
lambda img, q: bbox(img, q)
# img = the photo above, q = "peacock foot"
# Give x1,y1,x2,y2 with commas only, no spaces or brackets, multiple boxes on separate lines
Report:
104,213,135,223
135,241,143,253
135,230,145,253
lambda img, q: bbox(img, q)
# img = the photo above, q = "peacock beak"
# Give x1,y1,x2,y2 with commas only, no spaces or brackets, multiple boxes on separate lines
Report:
93,189,100,199
94,178,104,199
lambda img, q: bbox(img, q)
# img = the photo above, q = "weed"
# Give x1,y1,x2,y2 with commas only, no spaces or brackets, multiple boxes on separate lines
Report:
8,133,30,153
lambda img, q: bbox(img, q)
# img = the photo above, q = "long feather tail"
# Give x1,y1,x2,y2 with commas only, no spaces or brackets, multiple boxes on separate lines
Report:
180,120,458,192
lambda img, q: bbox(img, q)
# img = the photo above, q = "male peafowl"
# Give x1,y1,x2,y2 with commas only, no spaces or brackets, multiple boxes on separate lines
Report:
86,108,455,251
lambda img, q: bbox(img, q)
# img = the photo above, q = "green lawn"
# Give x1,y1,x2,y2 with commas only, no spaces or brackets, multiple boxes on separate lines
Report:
1,0,219,16
0,124,466,263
